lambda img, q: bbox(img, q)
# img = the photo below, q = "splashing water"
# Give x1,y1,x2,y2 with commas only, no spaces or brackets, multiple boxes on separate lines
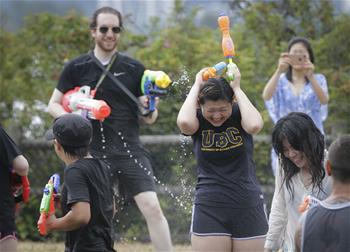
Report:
98,69,196,242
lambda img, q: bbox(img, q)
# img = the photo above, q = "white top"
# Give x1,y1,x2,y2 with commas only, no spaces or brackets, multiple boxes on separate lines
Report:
264,167,332,251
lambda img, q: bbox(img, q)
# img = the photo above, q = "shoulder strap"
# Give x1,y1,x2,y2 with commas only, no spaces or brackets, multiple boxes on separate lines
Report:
93,51,118,93
89,51,147,115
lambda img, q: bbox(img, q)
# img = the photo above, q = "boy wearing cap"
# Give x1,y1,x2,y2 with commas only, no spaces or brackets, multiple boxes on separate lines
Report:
44,114,115,252
0,126,29,252
295,135,350,252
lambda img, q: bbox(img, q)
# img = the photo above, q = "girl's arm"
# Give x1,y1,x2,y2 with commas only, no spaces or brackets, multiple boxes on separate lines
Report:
264,167,288,251
262,53,290,101
177,70,205,135
230,65,263,135
304,65,329,104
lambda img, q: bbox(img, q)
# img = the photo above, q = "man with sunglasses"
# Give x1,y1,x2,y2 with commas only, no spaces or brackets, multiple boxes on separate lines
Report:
47,6,172,252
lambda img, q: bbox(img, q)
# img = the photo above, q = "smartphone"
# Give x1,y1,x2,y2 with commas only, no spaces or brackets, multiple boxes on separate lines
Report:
289,54,307,66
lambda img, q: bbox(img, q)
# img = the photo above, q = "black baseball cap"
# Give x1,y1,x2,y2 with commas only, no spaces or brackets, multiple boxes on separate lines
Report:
45,114,92,147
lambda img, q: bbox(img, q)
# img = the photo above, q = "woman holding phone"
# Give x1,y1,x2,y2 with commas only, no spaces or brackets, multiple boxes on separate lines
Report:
262,37,329,175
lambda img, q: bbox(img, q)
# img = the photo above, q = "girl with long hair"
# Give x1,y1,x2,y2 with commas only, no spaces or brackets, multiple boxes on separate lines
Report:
262,37,329,175
264,112,332,252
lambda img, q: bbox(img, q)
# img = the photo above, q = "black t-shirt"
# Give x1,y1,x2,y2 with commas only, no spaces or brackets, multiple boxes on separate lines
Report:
0,127,22,232
192,104,263,208
57,52,145,156
61,158,115,252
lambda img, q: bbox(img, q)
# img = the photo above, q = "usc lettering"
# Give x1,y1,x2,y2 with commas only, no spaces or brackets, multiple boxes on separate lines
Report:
201,127,243,151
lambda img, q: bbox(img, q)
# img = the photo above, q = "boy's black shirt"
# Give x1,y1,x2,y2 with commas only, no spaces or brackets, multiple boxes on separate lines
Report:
61,157,115,252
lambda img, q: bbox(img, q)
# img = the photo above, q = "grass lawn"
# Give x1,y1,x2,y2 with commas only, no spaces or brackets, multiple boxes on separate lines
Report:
18,241,191,252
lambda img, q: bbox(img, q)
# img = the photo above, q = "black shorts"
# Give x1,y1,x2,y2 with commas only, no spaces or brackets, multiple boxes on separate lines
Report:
0,196,16,240
0,217,17,240
102,154,156,200
191,203,268,239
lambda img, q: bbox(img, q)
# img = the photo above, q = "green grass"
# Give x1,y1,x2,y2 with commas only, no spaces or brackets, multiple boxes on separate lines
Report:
19,241,191,252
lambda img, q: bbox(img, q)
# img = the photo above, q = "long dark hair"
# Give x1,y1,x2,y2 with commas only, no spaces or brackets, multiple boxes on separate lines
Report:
286,37,315,83
272,112,325,199
198,77,234,104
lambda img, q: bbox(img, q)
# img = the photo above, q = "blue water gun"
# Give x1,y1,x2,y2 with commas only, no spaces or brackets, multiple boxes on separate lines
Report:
140,70,172,113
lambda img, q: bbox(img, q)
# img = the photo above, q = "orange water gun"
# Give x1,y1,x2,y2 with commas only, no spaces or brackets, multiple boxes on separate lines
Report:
202,61,227,81
218,13,236,81
10,169,30,214
61,86,111,121
10,168,30,204
37,173,60,236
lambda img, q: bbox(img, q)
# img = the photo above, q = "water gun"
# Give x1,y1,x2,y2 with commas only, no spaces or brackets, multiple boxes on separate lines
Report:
218,13,236,81
140,70,172,112
11,171,30,204
37,173,60,236
61,86,111,120
10,167,30,212
298,195,321,213
202,61,227,81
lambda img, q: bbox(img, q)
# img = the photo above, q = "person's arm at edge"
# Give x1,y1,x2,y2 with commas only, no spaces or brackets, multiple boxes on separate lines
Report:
46,201,91,232
48,89,69,119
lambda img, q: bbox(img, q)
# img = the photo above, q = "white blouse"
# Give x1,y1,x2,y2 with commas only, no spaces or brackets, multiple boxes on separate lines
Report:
264,167,332,251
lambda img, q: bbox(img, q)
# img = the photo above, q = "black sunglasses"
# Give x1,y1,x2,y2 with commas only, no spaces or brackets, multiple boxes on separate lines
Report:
98,26,121,34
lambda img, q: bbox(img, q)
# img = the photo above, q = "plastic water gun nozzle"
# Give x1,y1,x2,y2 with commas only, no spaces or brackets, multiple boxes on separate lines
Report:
202,61,227,81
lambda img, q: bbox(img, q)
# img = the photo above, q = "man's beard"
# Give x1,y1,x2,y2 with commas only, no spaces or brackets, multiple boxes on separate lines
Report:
96,39,117,52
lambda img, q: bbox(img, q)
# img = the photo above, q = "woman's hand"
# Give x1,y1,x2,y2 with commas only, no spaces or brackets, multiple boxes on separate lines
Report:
194,68,207,87
277,53,291,73
303,60,315,79
229,63,241,90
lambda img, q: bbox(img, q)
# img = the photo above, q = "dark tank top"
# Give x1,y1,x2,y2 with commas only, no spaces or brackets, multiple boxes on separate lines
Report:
302,201,350,252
